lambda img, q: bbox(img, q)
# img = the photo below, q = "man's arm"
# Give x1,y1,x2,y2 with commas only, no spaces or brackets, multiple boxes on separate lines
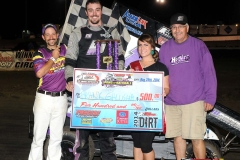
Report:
65,29,81,82
35,46,61,78
201,44,217,108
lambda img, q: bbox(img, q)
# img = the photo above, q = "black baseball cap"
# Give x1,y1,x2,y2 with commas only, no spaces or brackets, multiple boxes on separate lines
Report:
42,24,57,35
170,13,188,26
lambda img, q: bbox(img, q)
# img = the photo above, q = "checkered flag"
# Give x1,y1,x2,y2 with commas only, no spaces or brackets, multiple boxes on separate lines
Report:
59,0,130,55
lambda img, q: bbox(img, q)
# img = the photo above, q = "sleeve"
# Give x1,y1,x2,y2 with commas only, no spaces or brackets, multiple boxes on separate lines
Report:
32,49,45,74
64,29,81,82
156,62,169,76
61,43,67,52
162,64,169,76
201,43,217,106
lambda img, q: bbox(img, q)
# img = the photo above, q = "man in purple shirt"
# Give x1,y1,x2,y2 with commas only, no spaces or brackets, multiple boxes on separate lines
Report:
159,13,217,160
28,24,68,160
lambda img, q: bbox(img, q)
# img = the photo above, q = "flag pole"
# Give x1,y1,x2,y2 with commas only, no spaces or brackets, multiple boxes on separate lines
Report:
58,0,75,45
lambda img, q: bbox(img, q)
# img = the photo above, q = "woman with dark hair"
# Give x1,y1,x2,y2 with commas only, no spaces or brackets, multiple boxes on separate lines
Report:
127,33,170,160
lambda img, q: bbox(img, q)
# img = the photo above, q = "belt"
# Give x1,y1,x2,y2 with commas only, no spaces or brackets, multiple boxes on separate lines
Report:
37,89,65,97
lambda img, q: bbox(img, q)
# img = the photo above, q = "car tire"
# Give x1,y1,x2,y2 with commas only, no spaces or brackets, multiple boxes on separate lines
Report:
43,127,75,160
186,140,222,159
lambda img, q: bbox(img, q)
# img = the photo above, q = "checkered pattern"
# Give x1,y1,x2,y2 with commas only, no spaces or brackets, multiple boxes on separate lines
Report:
59,0,130,54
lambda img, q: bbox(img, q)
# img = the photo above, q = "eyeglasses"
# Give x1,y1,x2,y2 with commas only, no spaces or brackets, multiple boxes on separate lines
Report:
171,25,187,30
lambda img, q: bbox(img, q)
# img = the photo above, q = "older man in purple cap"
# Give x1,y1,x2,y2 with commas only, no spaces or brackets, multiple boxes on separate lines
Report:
28,23,68,160
159,13,217,160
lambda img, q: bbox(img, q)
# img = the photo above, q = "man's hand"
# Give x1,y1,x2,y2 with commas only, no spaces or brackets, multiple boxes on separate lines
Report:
204,102,214,111
66,81,74,92
52,46,60,59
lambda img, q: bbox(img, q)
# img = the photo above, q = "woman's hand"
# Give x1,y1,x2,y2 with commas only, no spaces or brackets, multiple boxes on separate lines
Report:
129,68,135,72
164,75,170,97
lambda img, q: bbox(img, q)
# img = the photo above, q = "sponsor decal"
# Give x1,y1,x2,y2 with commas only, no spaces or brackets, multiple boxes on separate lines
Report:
122,9,148,29
133,111,158,128
77,73,99,84
101,73,133,87
131,103,142,110
122,9,148,36
75,110,101,118
125,24,143,36
0,53,14,67
15,51,34,68
116,110,129,124
145,107,159,111
81,118,92,125
100,118,113,123
15,62,33,68
15,51,34,59
143,112,157,116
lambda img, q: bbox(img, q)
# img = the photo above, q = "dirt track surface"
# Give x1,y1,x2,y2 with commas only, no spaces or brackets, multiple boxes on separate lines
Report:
0,50,240,159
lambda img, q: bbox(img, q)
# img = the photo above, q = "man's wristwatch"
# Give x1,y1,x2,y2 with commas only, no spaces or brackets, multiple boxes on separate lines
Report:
50,57,57,63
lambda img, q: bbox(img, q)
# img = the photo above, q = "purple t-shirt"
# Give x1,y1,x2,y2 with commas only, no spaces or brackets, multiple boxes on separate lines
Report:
33,44,67,92
159,36,217,106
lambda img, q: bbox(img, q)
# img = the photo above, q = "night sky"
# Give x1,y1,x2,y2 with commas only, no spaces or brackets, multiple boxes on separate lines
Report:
1,0,240,39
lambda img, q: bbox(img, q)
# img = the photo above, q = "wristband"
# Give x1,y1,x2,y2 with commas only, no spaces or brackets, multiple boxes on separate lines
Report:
50,57,57,63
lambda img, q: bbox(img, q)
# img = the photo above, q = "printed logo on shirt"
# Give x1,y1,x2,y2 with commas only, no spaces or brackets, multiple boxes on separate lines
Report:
170,54,190,65
86,40,106,55
85,33,92,39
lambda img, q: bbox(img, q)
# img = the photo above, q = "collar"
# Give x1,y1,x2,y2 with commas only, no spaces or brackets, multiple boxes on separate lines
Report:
86,21,106,31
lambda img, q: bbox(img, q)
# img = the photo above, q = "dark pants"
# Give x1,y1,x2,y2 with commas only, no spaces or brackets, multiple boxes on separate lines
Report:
77,129,116,160
131,131,155,153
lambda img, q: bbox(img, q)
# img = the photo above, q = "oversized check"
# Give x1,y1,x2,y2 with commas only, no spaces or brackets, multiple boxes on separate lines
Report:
71,68,164,132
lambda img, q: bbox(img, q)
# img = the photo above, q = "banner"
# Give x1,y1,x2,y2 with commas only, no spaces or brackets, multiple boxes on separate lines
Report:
189,25,198,35
219,25,237,35
0,51,34,71
71,69,164,132
199,25,217,35
118,3,172,68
